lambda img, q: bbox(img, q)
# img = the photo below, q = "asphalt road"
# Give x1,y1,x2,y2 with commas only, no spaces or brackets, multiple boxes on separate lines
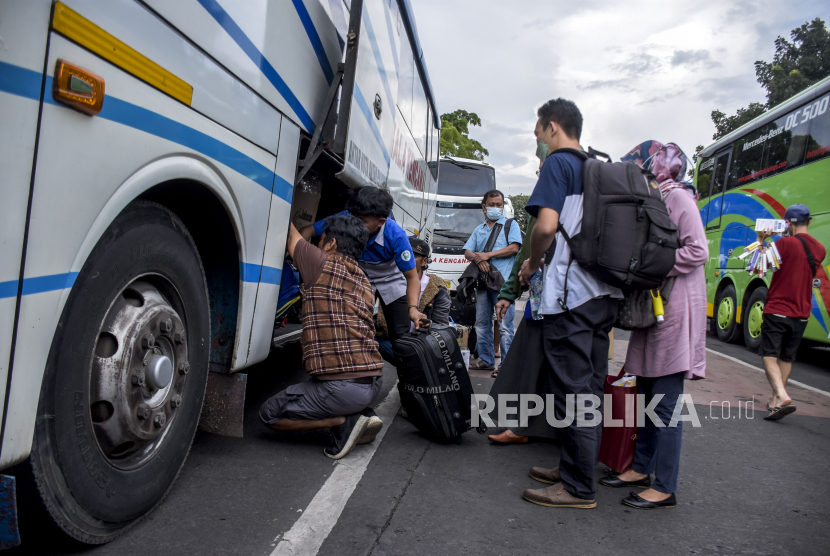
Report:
10,325,830,556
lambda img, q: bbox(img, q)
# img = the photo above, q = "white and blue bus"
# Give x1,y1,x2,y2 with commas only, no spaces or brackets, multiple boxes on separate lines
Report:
0,0,440,545
429,157,500,290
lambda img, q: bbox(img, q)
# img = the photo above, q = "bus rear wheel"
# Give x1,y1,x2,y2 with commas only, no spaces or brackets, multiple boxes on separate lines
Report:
23,200,210,544
715,284,742,344
743,287,768,351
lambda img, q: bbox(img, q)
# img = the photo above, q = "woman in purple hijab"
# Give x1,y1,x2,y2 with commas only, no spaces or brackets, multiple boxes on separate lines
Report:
599,141,708,509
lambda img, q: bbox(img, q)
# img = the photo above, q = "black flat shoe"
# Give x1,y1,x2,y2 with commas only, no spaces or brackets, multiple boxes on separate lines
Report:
621,492,676,509
599,475,652,488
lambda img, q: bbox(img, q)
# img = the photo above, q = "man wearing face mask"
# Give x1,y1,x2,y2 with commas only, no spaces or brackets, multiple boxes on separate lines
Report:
518,98,622,509
463,190,523,371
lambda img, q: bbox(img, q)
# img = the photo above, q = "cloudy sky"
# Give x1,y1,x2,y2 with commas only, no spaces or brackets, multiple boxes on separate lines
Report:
410,0,830,196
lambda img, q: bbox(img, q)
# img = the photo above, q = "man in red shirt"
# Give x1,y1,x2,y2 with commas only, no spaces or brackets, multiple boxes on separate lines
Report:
759,204,826,421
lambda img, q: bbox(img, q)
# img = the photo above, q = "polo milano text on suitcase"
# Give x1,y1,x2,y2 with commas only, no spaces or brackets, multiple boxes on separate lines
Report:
393,324,478,443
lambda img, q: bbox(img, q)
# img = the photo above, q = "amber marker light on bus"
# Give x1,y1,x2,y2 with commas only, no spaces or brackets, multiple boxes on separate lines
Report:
52,59,105,116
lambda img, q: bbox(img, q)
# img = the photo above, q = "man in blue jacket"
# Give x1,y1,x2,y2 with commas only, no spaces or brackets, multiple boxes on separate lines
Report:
301,186,428,339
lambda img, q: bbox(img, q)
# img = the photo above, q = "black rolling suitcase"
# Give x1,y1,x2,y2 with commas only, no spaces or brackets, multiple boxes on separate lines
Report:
393,324,479,443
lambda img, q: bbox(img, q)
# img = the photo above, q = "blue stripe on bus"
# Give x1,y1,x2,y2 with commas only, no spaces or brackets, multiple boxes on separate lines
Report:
291,0,335,85
196,0,316,134
353,84,390,165
0,280,19,299
361,8,395,120
41,76,291,203
2,262,282,300
0,61,43,100
1,63,289,203
259,265,282,285
240,262,282,285
0,273,79,299
96,94,287,200
21,272,79,295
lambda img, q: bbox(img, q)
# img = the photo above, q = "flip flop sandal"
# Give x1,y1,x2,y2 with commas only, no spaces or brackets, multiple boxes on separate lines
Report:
469,361,495,371
764,405,797,421
491,370,499,378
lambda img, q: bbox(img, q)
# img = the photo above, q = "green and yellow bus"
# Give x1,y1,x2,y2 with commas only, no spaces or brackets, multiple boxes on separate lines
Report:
695,76,830,350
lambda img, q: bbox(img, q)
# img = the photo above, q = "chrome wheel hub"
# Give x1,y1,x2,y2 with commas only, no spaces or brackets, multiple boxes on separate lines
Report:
90,280,188,469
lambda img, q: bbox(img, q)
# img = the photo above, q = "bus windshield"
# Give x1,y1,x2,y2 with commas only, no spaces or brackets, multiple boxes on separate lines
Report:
437,160,496,196
434,203,483,246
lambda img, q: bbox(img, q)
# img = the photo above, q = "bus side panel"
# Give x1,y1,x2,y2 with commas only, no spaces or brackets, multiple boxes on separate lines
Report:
388,117,425,234
65,0,284,156
704,230,721,317
336,0,400,190
143,0,342,135
0,0,51,445
247,121,301,366
804,212,830,343
0,32,279,468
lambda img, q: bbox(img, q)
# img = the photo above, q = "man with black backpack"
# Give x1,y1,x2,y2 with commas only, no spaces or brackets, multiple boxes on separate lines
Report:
519,98,624,509
760,204,826,421
463,189,522,373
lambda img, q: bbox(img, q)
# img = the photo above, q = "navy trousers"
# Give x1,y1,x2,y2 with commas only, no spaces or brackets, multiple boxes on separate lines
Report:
542,296,618,500
631,371,686,494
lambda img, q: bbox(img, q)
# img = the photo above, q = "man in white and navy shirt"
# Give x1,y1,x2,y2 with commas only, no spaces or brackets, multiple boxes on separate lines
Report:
519,98,622,510
302,186,428,341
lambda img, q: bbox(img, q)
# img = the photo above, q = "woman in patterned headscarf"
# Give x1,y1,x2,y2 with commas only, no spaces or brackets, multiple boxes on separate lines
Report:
600,141,708,510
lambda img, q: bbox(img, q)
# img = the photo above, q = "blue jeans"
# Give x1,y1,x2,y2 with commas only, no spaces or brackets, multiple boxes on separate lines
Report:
475,289,514,369
631,372,686,494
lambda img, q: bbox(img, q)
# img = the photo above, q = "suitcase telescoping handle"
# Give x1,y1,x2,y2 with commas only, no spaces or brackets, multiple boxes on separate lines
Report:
409,320,454,335
410,319,433,335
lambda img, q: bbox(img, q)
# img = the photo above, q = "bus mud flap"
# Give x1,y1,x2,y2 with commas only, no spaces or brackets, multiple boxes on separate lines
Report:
0,475,20,549
199,371,248,438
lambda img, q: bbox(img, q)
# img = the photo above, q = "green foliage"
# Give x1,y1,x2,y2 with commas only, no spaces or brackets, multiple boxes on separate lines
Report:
710,103,767,140
687,144,705,180
439,110,489,161
508,194,530,233
755,18,830,108
709,18,829,142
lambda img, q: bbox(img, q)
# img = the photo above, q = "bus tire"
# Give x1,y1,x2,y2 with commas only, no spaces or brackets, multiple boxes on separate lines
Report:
743,287,768,351
23,200,210,544
714,284,741,344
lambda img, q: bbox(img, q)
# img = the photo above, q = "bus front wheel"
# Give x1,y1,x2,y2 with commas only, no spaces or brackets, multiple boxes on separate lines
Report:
743,287,768,351
715,284,742,344
22,200,210,544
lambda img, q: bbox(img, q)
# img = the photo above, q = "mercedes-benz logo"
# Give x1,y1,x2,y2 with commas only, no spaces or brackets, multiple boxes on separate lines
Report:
373,94,382,119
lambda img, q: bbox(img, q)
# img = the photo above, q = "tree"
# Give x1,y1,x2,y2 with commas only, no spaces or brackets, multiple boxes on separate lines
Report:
708,18,829,141
710,103,767,141
755,18,830,108
687,144,705,180
439,110,489,161
508,194,530,233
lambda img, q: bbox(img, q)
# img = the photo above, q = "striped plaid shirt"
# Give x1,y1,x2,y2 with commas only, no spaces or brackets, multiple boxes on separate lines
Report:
301,253,383,377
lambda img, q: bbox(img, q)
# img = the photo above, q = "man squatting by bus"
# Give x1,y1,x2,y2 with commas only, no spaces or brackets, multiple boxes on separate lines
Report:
259,188,428,459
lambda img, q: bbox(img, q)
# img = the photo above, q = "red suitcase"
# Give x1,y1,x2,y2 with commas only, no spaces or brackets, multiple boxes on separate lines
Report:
598,367,639,474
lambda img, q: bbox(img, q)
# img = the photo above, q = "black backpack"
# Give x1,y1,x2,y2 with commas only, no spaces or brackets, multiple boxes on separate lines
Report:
555,148,678,298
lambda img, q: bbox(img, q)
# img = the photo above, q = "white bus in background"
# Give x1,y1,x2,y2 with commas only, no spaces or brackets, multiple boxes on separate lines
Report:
429,157,507,291
0,0,439,546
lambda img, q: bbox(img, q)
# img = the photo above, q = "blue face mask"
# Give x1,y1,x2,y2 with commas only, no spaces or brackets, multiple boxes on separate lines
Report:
485,207,503,221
